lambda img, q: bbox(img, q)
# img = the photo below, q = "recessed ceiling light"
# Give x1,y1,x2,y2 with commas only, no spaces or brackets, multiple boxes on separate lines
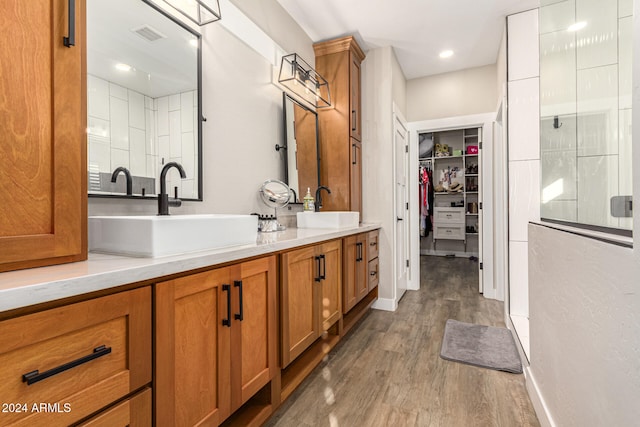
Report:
567,21,587,32
115,63,132,72
189,39,198,47
439,50,454,59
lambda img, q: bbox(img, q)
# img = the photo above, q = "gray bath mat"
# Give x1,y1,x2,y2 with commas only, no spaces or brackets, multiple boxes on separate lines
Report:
440,319,522,374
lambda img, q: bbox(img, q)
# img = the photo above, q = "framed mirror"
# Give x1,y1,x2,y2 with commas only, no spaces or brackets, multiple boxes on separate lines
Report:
87,0,202,200
282,93,320,203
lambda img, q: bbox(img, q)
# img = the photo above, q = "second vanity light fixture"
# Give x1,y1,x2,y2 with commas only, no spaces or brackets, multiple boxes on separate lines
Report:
160,0,221,26
278,53,331,108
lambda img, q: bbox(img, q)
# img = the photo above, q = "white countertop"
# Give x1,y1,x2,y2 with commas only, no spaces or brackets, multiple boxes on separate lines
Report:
0,224,380,313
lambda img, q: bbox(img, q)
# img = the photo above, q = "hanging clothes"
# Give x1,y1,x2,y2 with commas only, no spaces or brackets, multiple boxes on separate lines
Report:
419,163,433,237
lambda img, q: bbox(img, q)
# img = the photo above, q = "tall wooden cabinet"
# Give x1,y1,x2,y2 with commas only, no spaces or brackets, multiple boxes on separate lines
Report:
0,0,87,273
314,36,366,217
155,256,278,426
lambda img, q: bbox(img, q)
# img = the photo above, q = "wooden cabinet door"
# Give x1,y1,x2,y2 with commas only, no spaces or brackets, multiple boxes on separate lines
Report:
0,0,87,272
79,387,152,427
319,240,342,331
350,55,362,141
343,234,367,314
234,257,277,408
350,138,362,216
281,246,320,367
155,269,232,427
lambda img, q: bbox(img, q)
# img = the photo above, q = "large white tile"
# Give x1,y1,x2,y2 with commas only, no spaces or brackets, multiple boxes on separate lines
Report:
129,128,146,176
508,78,540,161
576,0,617,69
541,150,577,201
109,97,129,150
509,160,541,242
88,136,111,173
619,0,633,17
181,179,196,200
577,155,619,228
169,111,182,158
158,135,170,162
618,17,632,110
541,199,577,221
87,116,110,142
540,0,575,34
508,10,540,81
577,65,618,156
181,92,194,133
509,241,529,317
541,114,577,151
110,148,130,170
146,155,158,187
128,90,145,130
618,109,632,198
181,132,195,178
540,31,577,117
87,75,110,121
109,82,128,100
145,109,156,156
169,94,180,111
157,96,169,136
145,96,154,110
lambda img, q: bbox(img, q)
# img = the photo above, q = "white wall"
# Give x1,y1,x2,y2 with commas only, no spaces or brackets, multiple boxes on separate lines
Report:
406,65,498,122
89,0,312,216
362,46,407,309
525,0,640,424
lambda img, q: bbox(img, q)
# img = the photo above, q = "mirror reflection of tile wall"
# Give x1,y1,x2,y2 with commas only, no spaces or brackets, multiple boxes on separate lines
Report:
87,75,198,198
539,0,632,230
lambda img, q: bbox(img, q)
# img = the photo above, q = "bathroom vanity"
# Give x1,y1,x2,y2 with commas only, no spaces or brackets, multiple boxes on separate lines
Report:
0,225,380,426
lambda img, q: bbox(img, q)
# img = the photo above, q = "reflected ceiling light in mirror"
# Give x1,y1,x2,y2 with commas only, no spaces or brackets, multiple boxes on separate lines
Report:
189,38,198,47
115,63,132,72
278,53,331,108
567,21,587,32
161,0,221,26
439,50,454,59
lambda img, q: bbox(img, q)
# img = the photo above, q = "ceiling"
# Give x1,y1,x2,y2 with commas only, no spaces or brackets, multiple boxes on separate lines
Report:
276,0,540,80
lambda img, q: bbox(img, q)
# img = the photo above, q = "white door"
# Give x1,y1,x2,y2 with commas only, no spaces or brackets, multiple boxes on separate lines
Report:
394,108,409,302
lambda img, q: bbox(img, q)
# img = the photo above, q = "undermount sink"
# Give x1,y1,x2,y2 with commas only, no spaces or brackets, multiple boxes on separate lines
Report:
89,214,258,257
296,211,359,229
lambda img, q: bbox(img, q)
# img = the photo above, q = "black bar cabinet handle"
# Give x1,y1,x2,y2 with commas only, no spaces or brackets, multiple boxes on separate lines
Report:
222,284,231,326
352,110,356,131
352,144,357,165
63,0,75,48
314,256,321,282
234,280,243,321
320,254,326,280
22,345,111,386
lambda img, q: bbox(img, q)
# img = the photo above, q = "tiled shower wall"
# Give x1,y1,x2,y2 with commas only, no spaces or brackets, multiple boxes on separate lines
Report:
539,0,633,229
87,74,198,198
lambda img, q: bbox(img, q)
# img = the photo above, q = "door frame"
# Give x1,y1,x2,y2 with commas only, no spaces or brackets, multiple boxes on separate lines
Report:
407,113,497,299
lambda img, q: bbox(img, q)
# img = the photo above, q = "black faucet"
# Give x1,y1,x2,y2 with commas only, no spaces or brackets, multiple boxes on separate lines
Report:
158,162,186,215
110,166,132,195
315,186,331,212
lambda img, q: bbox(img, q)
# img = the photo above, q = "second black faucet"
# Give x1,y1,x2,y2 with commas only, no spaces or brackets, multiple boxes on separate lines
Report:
158,162,187,215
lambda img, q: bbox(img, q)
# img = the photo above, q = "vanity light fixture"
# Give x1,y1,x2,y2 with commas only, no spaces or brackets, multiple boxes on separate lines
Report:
278,53,331,108
439,50,454,59
160,0,221,26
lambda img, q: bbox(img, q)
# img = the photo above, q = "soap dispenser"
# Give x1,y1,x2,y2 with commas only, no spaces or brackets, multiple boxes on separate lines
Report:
303,187,315,212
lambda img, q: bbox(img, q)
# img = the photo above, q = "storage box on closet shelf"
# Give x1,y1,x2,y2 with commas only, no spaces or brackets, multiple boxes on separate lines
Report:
435,143,450,157
466,145,478,155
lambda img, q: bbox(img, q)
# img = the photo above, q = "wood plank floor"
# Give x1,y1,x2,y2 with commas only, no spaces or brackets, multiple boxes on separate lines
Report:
266,255,540,427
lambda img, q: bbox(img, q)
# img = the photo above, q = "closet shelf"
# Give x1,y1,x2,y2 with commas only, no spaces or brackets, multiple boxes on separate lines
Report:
466,213,478,216
465,174,478,177
466,191,478,194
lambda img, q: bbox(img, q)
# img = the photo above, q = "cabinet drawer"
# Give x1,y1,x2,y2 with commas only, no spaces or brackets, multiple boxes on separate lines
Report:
0,288,151,426
434,207,465,224
434,225,465,240
79,387,151,427
367,230,379,261
367,258,379,291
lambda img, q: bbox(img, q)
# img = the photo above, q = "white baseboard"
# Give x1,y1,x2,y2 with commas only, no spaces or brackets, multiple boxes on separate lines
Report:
525,369,555,427
372,297,397,312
